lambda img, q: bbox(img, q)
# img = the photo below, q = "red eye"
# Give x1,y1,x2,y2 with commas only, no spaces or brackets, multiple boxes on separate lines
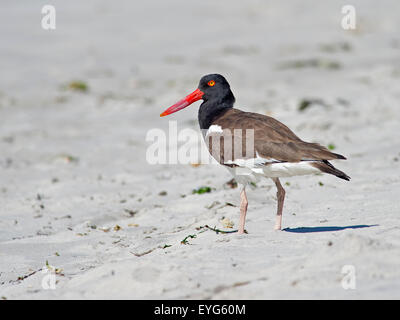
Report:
208,80,215,87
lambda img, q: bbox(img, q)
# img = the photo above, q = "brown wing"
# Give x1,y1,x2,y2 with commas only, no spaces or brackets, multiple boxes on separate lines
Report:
208,109,346,164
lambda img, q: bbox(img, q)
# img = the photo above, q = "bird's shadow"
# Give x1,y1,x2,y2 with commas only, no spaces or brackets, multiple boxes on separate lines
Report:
283,224,378,233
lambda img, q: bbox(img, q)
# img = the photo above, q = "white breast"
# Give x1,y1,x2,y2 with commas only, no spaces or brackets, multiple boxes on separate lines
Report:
206,125,223,135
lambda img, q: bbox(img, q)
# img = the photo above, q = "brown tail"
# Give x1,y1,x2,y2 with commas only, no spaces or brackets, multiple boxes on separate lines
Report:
311,160,350,181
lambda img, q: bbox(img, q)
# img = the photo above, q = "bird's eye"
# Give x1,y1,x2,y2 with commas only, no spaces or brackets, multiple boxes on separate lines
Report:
207,80,215,87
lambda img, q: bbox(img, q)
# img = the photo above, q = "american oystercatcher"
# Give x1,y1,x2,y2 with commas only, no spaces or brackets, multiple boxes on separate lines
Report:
160,74,350,233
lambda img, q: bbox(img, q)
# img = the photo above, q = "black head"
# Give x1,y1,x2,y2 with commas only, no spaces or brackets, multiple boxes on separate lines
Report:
160,73,235,128
196,74,235,129
197,74,235,104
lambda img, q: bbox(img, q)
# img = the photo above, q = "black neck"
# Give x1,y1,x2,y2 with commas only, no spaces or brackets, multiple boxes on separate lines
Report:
198,92,235,129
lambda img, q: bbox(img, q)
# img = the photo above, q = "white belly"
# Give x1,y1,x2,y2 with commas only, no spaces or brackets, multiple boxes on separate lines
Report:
225,161,320,185
259,161,320,177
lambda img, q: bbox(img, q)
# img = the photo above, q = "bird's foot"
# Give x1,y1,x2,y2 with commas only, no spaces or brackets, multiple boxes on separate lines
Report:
274,215,282,230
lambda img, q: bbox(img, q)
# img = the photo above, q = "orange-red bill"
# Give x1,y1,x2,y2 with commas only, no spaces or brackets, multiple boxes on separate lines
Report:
160,88,204,117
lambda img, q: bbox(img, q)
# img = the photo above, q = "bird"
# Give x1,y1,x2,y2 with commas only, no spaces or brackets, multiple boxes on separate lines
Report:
160,74,350,233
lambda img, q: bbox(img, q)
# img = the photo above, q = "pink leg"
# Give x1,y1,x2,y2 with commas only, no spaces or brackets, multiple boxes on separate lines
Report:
272,178,285,230
238,187,248,234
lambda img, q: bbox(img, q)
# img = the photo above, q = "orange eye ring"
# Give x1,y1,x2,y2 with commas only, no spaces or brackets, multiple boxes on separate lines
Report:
208,80,215,87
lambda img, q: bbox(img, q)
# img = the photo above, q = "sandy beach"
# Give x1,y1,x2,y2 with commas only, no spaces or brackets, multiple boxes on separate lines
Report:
1,0,400,299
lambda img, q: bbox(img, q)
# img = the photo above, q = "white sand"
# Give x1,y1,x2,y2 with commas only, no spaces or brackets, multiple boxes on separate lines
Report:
1,0,400,299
